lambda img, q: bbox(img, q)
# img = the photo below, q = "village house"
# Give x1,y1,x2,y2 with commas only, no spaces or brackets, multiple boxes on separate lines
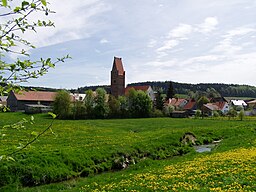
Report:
166,98,188,110
7,90,57,112
183,99,197,115
246,99,256,109
125,85,155,101
202,102,229,116
70,93,86,101
230,99,247,110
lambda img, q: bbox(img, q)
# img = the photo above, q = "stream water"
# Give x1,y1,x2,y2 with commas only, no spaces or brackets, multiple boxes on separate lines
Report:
194,144,217,153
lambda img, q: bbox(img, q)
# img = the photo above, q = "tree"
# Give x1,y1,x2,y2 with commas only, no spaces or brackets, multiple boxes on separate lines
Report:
166,81,175,100
227,107,237,120
53,90,71,119
108,95,120,118
197,96,209,110
72,100,86,120
238,110,245,121
94,88,109,118
127,88,152,118
163,104,174,116
194,110,201,119
197,96,209,118
0,0,70,95
155,88,164,110
84,89,95,118
0,1,69,160
206,88,221,98
118,95,128,118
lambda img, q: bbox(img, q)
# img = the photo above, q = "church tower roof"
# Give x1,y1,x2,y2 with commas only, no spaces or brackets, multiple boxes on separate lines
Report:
112,57,124,75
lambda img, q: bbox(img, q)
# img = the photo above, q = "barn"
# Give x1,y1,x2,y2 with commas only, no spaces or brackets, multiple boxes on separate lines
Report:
7,90,57,112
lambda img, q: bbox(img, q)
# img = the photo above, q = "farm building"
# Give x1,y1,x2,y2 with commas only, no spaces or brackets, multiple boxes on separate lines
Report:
7,90,57,112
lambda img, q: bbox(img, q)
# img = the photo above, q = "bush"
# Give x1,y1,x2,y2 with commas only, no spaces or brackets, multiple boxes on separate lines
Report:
150,109,164,117
238,110,245,121
163,105,174,116
195,110,201,119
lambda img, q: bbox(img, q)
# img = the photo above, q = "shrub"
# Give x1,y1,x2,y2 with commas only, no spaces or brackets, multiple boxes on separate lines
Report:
150,109,164,118
195,110,201,119
163,105,174,116
238,110,245,121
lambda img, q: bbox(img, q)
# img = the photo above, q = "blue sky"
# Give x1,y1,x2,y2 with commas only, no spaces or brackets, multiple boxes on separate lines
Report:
10,0,256,89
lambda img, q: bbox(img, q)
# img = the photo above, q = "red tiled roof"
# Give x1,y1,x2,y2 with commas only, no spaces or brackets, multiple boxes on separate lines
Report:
112,57,124,75
13,91,57,101
125,85,150,95
168,98,186,106
203,103,220,111
214,101,226,110
183,99,196,110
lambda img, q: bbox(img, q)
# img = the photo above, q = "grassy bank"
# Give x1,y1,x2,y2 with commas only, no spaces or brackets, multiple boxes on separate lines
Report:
0,112,256,191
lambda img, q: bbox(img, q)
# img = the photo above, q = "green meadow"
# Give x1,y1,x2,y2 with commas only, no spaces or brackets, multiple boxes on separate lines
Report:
0,112,256,191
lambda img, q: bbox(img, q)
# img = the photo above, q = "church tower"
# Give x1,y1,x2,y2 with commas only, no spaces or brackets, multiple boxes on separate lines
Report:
111,57,125,97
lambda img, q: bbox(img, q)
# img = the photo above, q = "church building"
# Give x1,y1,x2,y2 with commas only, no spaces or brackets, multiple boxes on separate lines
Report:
111,57,125,97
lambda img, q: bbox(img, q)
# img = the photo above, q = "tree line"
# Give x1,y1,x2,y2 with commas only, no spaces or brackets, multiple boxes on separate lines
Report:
53,88,155,120
128,81,256,98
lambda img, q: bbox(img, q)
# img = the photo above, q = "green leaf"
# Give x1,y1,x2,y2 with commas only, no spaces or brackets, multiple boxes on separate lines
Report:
31,131,38,136
0,155,6,161
7,156,15,162
48,112,57,119
14,7,21,12
31,2,36,8
22,1,29,8
40,0,47,6
2,0,7,7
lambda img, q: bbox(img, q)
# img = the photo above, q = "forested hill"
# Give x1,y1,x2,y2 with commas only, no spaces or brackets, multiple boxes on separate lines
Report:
28,81,256,98
128,81,256,98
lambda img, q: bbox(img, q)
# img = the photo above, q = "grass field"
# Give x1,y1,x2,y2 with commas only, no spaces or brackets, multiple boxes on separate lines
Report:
0,112,256,191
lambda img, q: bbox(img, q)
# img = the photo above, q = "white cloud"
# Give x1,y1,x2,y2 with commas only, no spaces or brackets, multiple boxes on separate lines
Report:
155,17,220,58
168,24,193,39
156,24,193,58
100,38,110,44
212,39,242,54
147,39,157,48
212,26,255,54
182,55,223,66
224,27,256,39
23,0,112,48
157,39,179,52
10,0,256,88
197,17,219,34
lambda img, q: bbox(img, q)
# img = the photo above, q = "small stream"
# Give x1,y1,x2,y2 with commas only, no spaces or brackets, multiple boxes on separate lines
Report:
194,144,217,153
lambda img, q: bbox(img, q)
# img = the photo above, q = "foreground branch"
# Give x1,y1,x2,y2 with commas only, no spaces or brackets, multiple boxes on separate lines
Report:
7,119,54,157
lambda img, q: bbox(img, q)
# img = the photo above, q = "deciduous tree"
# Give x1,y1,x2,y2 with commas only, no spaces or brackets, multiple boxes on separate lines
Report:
53,90,72,119
0,0,70,95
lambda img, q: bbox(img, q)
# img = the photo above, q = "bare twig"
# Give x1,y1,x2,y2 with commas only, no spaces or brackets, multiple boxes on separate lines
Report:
7,119,55,156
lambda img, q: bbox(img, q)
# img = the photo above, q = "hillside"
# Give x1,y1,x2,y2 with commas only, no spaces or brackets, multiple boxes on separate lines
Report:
74,81,256,98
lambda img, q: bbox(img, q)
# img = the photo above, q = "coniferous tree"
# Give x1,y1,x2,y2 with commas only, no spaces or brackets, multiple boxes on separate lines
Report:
155,89,164,110
166,81,175,100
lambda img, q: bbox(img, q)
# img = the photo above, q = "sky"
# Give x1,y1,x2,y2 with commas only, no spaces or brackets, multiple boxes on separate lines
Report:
5,0,256,89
